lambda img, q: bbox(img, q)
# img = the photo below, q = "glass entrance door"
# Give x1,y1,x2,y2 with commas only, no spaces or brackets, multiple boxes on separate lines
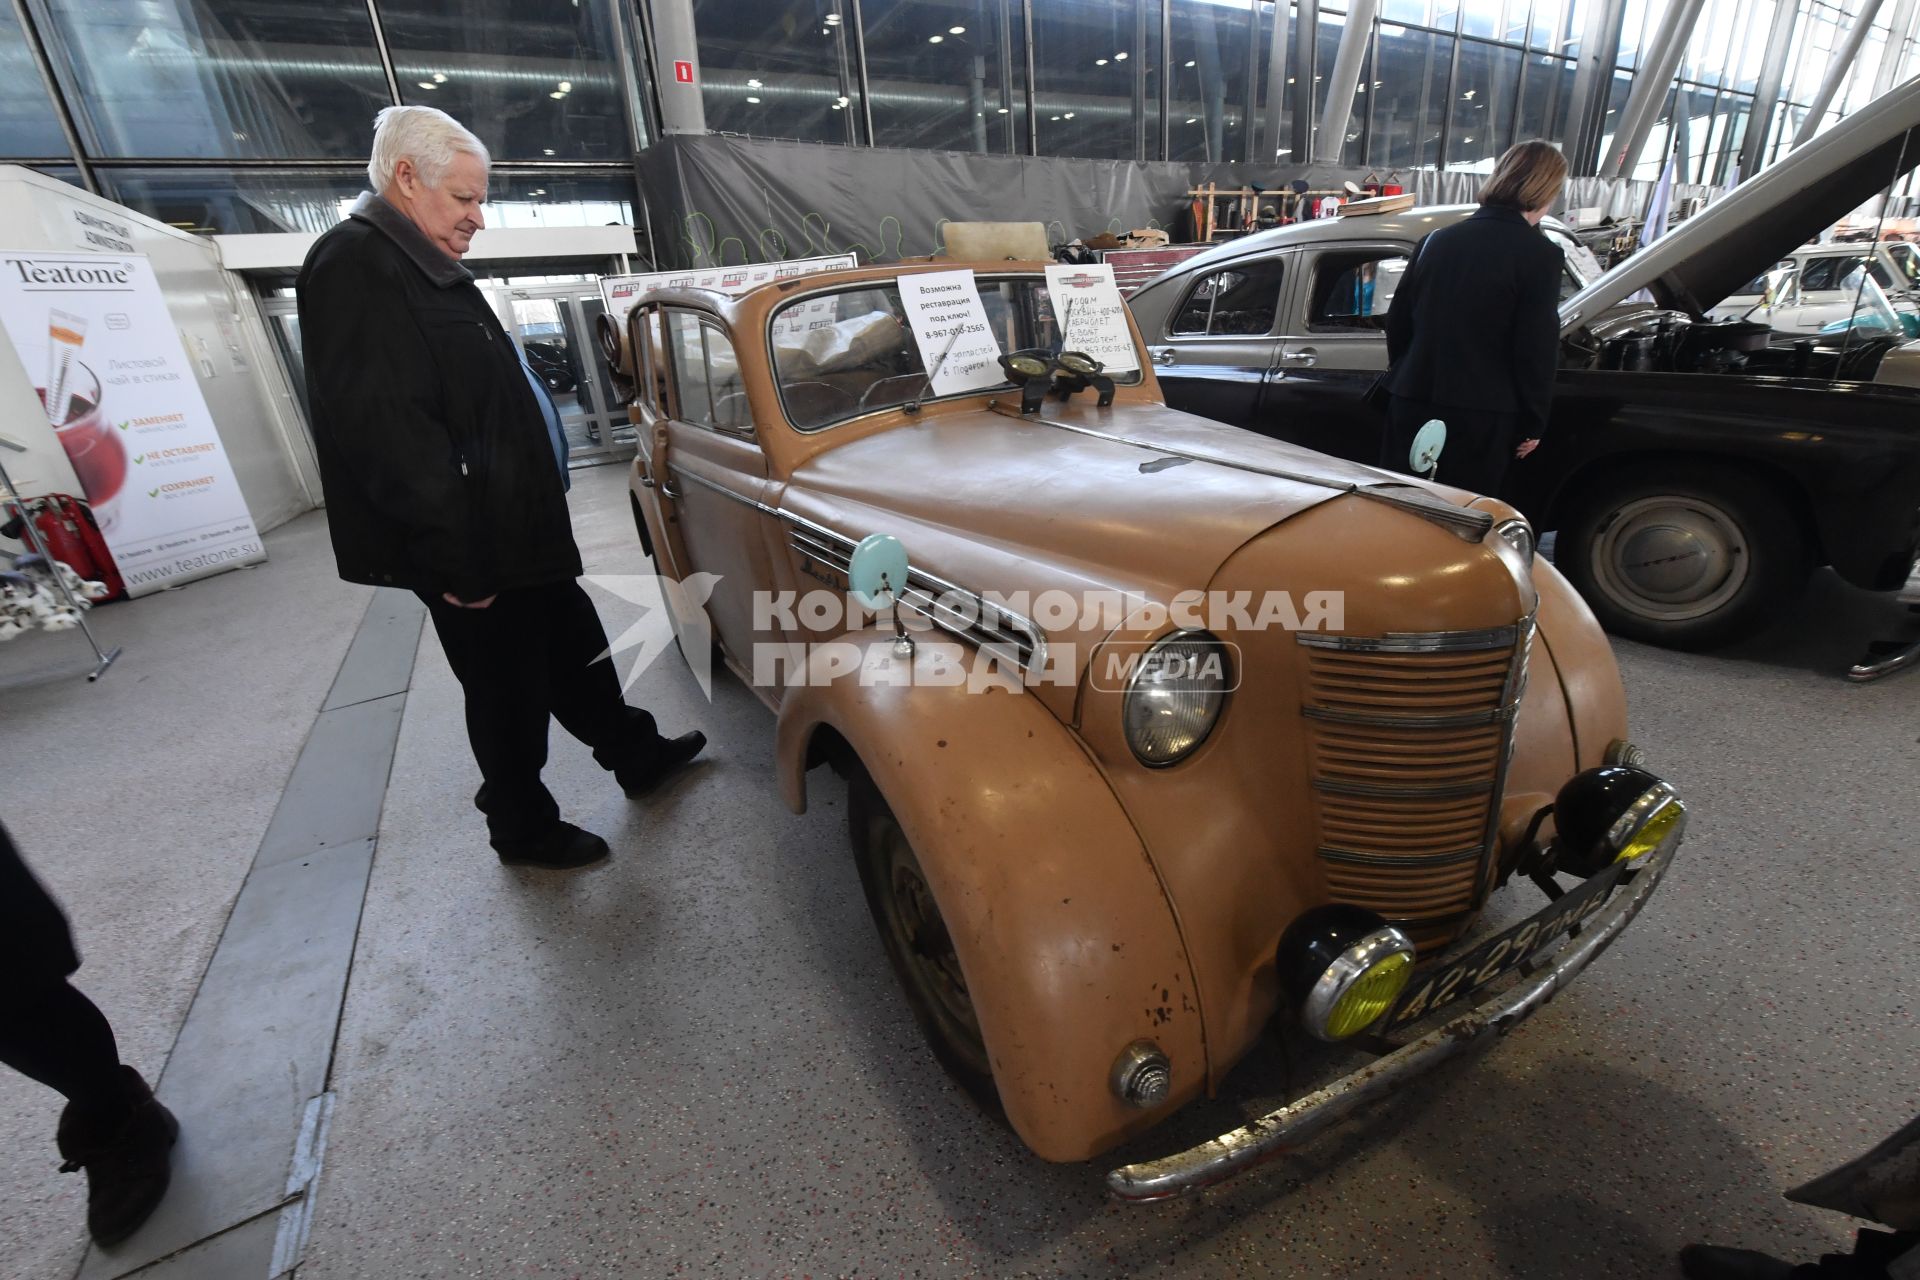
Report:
501,286,634,467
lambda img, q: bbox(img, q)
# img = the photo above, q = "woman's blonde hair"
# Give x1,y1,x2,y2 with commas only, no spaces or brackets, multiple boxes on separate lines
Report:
1479,140,1568,213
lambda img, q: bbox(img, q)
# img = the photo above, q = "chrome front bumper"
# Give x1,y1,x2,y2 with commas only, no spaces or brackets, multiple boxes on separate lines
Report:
1105,812,1687,1202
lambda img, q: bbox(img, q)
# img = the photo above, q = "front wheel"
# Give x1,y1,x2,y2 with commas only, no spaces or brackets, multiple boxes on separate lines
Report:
847,768,998,1106
1558,470,1813,650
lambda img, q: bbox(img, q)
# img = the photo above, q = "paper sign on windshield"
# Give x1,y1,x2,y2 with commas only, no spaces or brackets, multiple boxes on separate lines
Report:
897,269,1004,397
1044,263,1140,375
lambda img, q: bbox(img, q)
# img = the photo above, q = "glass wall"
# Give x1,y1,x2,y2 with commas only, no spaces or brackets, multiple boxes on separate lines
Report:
691,0,860,144
1,0,646,234
8,0,1920,228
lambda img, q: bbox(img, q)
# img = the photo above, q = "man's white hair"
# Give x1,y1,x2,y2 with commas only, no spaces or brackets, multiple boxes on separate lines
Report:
367,106,491,191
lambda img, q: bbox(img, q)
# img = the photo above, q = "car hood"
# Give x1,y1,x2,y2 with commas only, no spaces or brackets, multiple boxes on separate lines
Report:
1561,76,1920,328
779,402,1492,715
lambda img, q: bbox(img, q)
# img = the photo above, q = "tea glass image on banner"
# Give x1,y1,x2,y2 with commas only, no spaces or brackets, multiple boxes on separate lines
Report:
38,359,126,530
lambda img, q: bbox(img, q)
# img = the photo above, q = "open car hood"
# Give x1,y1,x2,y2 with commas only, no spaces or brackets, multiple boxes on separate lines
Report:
1561,75,1920,330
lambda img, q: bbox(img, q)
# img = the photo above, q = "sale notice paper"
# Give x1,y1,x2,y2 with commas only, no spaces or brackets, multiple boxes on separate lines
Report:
897,269,1004,397
1044,262,1140,375
0,251,264,596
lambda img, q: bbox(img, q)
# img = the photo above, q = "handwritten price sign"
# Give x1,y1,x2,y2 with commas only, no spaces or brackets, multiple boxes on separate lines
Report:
1044,263,1140,376
898,270,1006,398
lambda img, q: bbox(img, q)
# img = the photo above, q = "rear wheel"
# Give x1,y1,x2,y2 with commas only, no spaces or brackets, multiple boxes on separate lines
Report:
1558,469,1812,650
847,767,998,1106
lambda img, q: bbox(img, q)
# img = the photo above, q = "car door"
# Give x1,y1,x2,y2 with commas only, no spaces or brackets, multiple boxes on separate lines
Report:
648,307,783,667
1141,255,1286,428
1262,242,1414,464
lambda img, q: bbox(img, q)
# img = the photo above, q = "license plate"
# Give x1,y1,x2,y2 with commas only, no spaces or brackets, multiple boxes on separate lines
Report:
1384,859,1629,1030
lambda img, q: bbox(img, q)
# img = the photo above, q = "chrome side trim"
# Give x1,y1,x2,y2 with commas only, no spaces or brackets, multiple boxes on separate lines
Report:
1033,417,1496,540
780,519,1049,673
668,465,776,513
1106,806,1687,1202
1297,625,1519,653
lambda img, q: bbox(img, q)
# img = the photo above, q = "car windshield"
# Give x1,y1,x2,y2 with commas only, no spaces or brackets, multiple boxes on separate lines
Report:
1837,265,1903,334
769,276,1141,431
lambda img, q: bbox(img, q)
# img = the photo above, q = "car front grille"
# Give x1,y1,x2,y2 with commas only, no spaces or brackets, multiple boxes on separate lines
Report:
1298,624,1533,952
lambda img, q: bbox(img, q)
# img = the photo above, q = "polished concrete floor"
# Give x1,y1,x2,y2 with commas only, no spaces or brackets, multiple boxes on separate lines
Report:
2,461,1916,1278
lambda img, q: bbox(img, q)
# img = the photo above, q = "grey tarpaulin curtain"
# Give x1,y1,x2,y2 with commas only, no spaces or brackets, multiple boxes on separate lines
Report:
636,134,1371,268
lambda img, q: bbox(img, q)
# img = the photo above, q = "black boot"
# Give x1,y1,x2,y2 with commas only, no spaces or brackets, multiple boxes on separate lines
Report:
1680,1244,1800,1280
615,731,708,799
492,820,609,869
56,1065,180,1247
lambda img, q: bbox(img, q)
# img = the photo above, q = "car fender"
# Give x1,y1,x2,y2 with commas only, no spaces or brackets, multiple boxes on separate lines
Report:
773,630,1208,1162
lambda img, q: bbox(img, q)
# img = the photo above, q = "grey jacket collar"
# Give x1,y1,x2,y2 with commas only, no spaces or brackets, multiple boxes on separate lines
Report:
348,191,472,288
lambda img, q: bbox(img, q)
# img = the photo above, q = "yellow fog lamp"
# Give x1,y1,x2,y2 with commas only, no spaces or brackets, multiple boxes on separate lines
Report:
1551,766,1685,878
1054,349,1118,407
999,348,1055,415
1277,905,1418,1042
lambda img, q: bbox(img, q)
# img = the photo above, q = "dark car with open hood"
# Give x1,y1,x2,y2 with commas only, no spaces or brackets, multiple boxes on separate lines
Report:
1128,83,1920,650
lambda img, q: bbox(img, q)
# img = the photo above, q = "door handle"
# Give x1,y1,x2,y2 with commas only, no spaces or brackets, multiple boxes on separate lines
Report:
660,468,683,499
1279,349,1317,368
1150,347,1175,366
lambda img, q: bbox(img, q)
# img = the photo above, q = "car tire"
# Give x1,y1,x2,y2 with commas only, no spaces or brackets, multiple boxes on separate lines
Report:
1558,469,1813,650
847,767,1000,1109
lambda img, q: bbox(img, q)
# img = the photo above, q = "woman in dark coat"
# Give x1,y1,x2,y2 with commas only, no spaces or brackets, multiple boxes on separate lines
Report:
1381,139,1570,497
1,821,179,1244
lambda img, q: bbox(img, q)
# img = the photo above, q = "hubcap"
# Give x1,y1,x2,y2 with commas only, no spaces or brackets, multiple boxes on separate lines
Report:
1590,496,1750,622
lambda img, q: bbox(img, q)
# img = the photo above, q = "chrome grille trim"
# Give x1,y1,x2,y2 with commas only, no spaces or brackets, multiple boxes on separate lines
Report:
1318,846,1484,868
782,518,1048,672
1297,616,1535,947
1297,625,1521,653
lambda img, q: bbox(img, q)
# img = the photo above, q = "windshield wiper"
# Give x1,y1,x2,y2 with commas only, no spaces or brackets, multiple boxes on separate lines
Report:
903,324,965,415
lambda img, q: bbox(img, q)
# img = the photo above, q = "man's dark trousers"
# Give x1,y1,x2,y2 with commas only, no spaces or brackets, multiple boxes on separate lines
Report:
420,580,660,844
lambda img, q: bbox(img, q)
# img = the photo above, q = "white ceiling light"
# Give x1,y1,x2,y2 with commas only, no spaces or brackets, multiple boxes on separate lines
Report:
747,95,761,103
928,33,943,42
1185,117,1197,124
1096,57,1108,65
1184,59,1196,67
1064,111,1075,118
950,25,966,34
432,72,447,83
824,11,841,21
997,106,1009,113
543,148,555,155
549,90,565,98
1115,51,1129,60
747,77,762,87
417,81,436,90
558,80,572,92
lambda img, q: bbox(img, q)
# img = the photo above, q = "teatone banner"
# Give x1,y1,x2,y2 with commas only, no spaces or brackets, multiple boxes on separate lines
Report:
0,251,263,596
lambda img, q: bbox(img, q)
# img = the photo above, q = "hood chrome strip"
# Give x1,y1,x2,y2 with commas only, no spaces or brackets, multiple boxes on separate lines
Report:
1030,415,1496,541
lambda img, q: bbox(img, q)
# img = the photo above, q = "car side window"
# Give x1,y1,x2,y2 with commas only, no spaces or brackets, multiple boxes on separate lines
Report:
662,310,748,433
1169,259,1285,336
1798,256,1882,292
1308,250,1408,332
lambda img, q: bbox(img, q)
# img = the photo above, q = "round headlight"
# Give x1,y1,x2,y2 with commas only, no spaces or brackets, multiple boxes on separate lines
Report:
1057,350,1102,376
1005,352,1050,381
1277,905,1417,1041
1122,630,1228,766
1552,765,1685,877
1495,516,1536,566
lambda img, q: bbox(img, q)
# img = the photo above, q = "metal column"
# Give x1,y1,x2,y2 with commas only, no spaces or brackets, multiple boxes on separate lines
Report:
1291,0,1319,162
647,0,708,134
1739,0,1801,176
1871,0,1920,97
1313,0,1380,163
1563,0,1629,174
1794,0,1889,145
1602,0,1707,178
1261,0,1291,160
9,0,98,192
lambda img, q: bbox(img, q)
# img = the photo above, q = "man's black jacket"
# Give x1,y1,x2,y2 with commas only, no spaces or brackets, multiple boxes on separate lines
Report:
296,193,580,601
1383,203,1563,434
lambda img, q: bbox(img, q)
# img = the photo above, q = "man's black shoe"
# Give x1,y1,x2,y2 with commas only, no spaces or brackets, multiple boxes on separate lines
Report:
1680,1244,1799,1280
616,731,707,799
493,822,609,869
56,1066,180,1247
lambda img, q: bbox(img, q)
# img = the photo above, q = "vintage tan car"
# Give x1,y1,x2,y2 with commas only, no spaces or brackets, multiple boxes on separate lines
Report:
607,262,1690,1199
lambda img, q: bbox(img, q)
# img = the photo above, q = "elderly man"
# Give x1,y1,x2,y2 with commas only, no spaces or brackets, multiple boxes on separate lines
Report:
296,106,703,869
